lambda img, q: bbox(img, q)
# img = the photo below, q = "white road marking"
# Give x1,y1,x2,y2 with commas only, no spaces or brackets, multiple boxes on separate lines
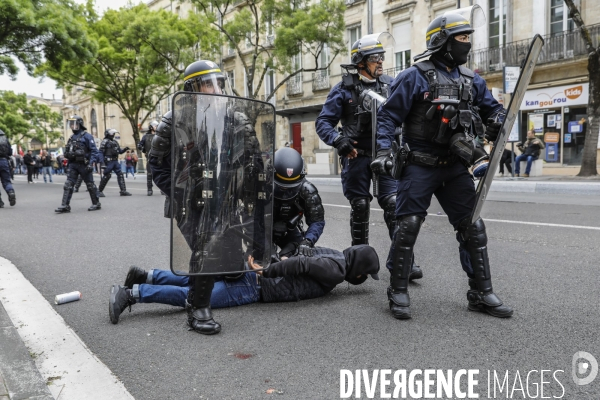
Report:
322,203,600,231
0,257,134,400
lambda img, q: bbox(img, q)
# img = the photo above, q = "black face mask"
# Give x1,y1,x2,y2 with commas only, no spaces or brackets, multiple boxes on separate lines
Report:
448,40,471,65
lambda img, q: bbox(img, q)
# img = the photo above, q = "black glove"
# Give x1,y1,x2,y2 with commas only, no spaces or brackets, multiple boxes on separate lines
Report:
85,164,94,173
124,147,131,151
279,242,298,258
370,149,392,176
297,239,314,257
333,135,357,158
485,118,503,142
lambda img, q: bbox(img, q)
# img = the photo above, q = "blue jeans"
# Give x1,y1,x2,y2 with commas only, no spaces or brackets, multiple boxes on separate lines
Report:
136,269,260,309
514,154,537,175
126,166,135,177
43,166,53,182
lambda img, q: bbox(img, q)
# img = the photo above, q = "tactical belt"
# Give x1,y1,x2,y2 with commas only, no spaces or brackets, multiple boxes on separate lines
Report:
407,151,456,168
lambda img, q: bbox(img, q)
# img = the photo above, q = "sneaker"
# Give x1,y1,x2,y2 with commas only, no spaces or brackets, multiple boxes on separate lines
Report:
109,285,136,324
124,266,148,289
522,173,529,178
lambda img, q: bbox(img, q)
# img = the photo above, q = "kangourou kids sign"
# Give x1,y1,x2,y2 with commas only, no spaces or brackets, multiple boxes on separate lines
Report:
520,83,589,110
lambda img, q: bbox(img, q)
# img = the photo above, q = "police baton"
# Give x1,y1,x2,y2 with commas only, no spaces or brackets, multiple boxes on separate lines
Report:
361,89,387,197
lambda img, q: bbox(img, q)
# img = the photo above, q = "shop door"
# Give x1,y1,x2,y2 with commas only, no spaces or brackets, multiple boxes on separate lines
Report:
291,123,302,155
563,107,587,165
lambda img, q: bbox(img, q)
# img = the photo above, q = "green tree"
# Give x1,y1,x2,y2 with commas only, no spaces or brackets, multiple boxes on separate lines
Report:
41,3,219,145
564,0,598,176
0,0,96,78
24,100,63,149
0,91,32,145
189,0,346,101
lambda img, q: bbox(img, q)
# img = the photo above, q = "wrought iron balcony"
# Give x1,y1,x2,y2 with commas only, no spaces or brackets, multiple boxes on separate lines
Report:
286,74,303,96
468,23,600,75
312,70,330,91
383,66,410,78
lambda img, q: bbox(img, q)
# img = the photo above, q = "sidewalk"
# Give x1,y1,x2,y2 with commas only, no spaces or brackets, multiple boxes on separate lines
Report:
306,173,600,196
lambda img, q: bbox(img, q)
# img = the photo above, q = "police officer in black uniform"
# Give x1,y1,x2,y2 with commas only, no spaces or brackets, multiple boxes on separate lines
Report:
55,115,101,213
98,129,132,197
272,147,325,257
138,121,158,196
148,60,242,335
316,33,422,279
373,11,511,319
0,129,16,207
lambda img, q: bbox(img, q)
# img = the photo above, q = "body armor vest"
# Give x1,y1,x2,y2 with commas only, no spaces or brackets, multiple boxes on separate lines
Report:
339,74,391,140
0,133,9,158
142,133,153,154
402,61,484,145
102,139,120,159
65,132,89,163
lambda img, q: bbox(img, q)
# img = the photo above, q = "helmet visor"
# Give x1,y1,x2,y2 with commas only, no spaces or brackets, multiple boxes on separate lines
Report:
188,75,233,96
443,5,486,30
67,119,80,131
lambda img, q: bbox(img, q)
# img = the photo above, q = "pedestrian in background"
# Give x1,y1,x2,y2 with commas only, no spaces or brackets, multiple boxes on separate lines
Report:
23,150,35,183
41,150,53,183
34,153,41,179
514,130,545,178
125,150,135,179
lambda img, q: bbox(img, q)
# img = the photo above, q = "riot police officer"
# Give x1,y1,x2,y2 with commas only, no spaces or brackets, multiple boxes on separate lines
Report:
55,115,101,213
272,147,325,257
147,60,238,335
316,33,422,279
138,121,158,196
373,9,510,319
97,129,131,197
0,129,16,207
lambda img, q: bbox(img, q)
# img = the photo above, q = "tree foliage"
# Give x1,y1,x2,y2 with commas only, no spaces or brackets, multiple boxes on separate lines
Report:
189,0,346,101
40,3,219,144
0,91,61,147
564,0,598,176
0,0,96,78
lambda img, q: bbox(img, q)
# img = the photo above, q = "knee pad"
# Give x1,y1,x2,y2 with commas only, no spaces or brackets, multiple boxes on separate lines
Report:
63,181,73,191
458,217,487,248
85,181,96,191
393,215,424,247
350,197,370,222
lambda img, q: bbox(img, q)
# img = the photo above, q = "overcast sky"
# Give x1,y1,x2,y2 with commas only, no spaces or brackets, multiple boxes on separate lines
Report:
0,0,141,100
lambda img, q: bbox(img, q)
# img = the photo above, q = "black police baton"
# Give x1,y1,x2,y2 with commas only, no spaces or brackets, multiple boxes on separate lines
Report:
361,89,388,197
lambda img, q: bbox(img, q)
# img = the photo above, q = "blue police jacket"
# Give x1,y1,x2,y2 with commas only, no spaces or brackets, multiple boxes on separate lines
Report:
377,58,504,152
70,130,100,165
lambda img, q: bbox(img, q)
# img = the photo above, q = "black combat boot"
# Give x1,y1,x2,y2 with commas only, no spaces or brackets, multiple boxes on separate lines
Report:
460,218,513,318
55,185,73,213
86,182,101,211
117,174,131,196
186,301,221,335
97,174,110,197
109,285,136,324
7,190,16,206
147,189,153,196
388,216,423,320
124,266,148,288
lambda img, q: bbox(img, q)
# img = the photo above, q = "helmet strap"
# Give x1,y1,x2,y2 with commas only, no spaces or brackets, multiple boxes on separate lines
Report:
358,63,377,82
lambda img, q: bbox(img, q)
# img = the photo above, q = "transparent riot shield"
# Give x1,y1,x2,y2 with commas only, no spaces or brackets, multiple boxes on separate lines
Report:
470,35,544,224
170,92,275,276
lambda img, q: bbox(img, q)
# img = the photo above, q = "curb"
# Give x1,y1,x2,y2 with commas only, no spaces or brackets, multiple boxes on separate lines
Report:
308,177,600,196
0,303,54,400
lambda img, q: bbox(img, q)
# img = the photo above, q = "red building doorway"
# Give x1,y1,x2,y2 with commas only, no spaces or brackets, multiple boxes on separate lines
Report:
291,123,302,154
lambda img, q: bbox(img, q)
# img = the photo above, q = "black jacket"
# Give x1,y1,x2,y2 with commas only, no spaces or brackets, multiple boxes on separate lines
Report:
260,247,346,303
23,154,34,166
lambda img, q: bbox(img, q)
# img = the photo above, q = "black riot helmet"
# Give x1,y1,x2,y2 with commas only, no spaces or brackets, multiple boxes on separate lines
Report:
148,120,159,132
67,115,86,132
183,60,233,95
273,147,305,200
104,128,118,140
414,6,484,62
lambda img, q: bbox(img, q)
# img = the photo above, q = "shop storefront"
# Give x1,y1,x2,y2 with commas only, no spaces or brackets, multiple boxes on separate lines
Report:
519,83,589,165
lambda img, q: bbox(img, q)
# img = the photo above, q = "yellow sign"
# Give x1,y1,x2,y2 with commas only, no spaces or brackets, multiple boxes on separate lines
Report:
544,132,560,143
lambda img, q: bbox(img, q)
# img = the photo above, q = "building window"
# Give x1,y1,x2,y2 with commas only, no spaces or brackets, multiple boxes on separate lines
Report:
489,0,507,48
227,70,235,93
549,0,575,36
167,94,172,112
265,69,276,105
319,44,329,72
90,108,97,137
393,21,411,74
348,25,361,56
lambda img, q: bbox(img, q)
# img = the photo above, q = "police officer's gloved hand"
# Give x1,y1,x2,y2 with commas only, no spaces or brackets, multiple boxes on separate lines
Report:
85,164,94,173
297,239,314,257
333,135,357,158
370,149,393,176
124,147,131,151
485,118,503,142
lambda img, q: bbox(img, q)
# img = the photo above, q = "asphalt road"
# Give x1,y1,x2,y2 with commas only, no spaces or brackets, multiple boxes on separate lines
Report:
1,173,600,399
